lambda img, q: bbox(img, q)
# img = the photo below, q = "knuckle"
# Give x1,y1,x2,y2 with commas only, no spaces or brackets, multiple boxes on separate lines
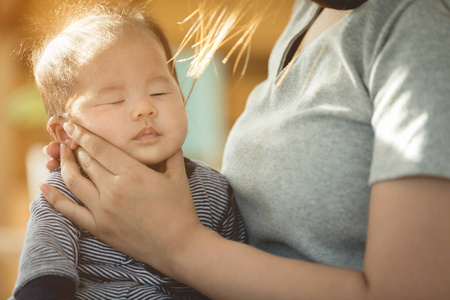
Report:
121,164,133,176
116,165,143,187
103,183,122,203
104,187,118,201
125,169,143,184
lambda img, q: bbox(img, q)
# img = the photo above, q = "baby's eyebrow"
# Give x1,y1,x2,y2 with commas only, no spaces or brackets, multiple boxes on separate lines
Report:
91,75,175,99
96,76,172,93
94,84,123,96
146,75,173,85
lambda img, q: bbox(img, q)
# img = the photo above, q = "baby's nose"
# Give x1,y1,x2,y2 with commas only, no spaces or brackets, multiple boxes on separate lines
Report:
132,99,157,119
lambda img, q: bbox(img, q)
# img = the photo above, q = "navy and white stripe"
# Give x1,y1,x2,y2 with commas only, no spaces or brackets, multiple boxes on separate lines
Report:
12,158,247,300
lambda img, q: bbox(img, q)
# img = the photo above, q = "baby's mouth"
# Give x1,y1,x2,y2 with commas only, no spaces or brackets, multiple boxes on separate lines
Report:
134,127,160,141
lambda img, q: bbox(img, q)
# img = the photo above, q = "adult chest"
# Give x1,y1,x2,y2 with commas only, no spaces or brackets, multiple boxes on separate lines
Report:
223,3,376,267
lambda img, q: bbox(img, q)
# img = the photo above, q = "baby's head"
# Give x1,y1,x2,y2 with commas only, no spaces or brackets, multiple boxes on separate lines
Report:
24,0,187,168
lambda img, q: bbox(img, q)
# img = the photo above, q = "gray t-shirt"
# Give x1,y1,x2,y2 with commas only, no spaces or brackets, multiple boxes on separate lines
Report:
222,0,450,270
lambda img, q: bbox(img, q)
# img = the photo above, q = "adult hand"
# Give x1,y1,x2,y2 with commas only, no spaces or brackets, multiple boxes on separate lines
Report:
43,129,79,172
40,122,203,275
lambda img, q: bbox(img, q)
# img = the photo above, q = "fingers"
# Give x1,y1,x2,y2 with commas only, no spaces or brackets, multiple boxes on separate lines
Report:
46,158,61,173
43,141,61,159
75,147,115,189
40,183,98,235
60,144,99,207
44,142,61,172
63,122,140,175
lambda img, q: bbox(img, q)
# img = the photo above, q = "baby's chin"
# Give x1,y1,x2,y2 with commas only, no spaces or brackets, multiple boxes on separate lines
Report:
133,156,166,172
124,149,169,172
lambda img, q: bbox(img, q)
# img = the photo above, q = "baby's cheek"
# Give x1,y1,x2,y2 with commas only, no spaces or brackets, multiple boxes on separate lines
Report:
66,107,90,127
70,114,109,140
87,122,116,140
91,124,129,150
67,105,125,145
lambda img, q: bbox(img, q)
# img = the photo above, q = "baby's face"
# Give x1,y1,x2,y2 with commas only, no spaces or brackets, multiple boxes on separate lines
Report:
69,36,187,168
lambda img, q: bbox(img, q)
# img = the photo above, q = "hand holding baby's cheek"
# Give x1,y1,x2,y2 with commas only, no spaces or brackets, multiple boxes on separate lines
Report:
54,124,201,272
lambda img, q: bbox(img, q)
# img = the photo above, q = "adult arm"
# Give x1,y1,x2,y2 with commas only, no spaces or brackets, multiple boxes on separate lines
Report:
41,125,450,300
171,176,450,300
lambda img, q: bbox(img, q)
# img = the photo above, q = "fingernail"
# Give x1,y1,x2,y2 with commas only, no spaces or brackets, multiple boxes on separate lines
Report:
63,122,75,137
40,184,50,197
42,145,48,155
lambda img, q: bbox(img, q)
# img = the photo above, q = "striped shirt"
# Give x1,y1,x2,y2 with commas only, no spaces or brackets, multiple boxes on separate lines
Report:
12,158,247,300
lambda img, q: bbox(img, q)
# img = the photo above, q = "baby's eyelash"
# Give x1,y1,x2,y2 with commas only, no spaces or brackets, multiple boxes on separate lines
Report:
150,93,168,97
111,100,125,105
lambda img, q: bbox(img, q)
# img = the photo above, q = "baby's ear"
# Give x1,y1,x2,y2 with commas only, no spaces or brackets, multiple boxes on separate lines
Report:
47,116,68,143
47,116,78,149
47,117,78,150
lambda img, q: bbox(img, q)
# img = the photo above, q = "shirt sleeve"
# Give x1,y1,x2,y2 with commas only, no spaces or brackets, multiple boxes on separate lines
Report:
368,0,450,184
217,185,248,244
14,276,76,300
13,170,81,299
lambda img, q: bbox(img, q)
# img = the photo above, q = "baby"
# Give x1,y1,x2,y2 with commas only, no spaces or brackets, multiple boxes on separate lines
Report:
11,1,246,299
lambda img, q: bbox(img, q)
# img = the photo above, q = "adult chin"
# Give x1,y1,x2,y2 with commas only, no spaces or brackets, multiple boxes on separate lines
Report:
311,0,368,10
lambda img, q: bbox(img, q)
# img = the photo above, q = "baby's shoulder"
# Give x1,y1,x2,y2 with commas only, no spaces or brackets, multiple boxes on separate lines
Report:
40,167,84,206
184,157,230,189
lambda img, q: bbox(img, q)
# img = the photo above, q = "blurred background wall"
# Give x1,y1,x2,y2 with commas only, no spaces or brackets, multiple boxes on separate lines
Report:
0,0,292,297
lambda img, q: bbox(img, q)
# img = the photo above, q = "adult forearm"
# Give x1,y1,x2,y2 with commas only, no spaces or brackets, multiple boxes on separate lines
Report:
164,177,450,300
165,228,369,300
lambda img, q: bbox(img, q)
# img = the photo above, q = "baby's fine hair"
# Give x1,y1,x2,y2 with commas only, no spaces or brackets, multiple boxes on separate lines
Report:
20,0,176,118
